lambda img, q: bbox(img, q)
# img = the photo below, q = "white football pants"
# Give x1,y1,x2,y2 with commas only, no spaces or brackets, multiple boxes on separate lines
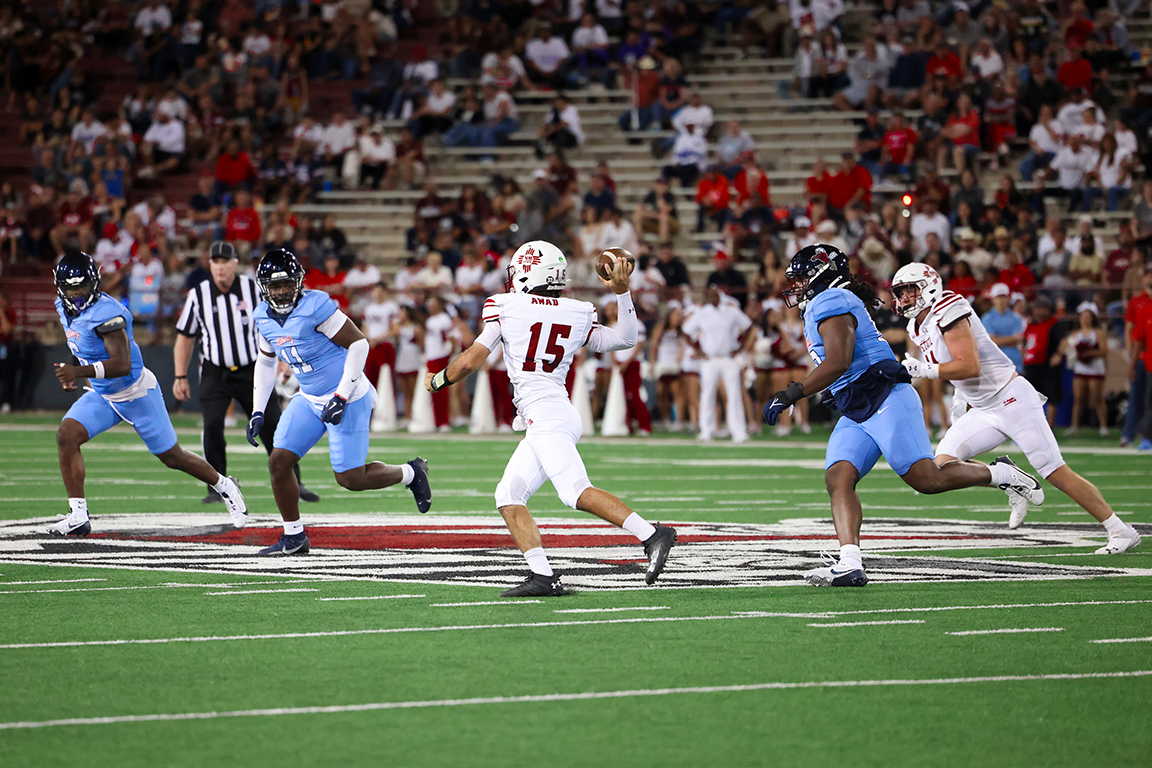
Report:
699,356,747,441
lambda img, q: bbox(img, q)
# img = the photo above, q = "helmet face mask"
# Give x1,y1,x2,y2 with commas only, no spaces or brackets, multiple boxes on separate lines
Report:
55,252,101,316
257,248,305,315
890,263,943,319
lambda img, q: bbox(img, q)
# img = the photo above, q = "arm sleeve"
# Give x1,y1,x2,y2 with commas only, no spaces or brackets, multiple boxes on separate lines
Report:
336,338,369,400
252,344,277,415
586,292,637,353
316,308,350,339
93,314,128,336
475,321,501,351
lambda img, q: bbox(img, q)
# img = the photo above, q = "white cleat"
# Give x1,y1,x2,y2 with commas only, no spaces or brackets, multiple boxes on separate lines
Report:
1094,527,1142,555
218,476,248,529
1007,492,1029,529
804,564,869,587
47,513,91,536
991,455,1044,512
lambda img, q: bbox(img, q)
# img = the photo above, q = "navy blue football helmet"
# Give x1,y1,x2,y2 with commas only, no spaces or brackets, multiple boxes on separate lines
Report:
257,248,305,314
55,251,102,316
783,243,850,311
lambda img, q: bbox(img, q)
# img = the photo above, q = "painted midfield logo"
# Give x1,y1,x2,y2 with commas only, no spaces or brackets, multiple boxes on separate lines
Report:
0,516,1148,589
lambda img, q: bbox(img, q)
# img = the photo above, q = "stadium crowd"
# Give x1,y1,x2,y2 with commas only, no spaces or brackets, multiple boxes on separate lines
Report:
0,0,1151,449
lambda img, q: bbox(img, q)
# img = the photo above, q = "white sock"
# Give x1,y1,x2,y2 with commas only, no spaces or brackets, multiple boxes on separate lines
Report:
68,498,88,520
1101,514,1127,535
839,544,863,569
284,520,304,536
400,463,415,486
622,512,657,542
524,547,553,576
211,474,229,493
987,462,1013,487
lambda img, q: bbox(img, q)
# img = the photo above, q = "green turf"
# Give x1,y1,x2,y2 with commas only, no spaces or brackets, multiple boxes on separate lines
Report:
0,415,1149,768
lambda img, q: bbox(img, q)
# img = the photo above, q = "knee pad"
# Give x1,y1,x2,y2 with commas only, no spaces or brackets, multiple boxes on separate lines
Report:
556,477,592,510
495,474,532,509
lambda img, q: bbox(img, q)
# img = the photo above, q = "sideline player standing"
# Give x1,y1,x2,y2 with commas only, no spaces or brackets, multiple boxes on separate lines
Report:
425,241,676,596
247,248,432,555
892,263,1141,554
682,285,753,442
763,245,1044,587
51,251,247,535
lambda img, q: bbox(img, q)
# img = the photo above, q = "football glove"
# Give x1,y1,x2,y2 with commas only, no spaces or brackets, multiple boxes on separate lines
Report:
763,381,805,426
949,392,969,423
246,412,264,447
321,394,347,425
902,352,939,380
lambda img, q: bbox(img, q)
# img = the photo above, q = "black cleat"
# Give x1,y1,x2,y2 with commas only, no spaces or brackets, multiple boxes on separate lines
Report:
407,457,432,513
642,524,677,585
256,532,311,556
202,491,223,504
298,485,320,503
500,573,569,597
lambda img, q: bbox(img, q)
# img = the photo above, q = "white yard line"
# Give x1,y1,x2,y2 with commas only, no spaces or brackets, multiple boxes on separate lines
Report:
553,607,670,614
824,599,1152,617
0,578,107,585
204,589,320,596
947,628,1064,636
430,601,544,607
0,580,303,596
1090,637,1152,644
316,595,426,602
1,670,1148,731
808,620,925,627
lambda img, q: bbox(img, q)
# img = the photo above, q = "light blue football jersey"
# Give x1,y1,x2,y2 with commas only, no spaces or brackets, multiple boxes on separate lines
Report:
56,293,145,396
253,290,347,398
802,287,896,396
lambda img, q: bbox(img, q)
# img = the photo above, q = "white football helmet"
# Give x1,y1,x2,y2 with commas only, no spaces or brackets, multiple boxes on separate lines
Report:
891,263,943,319
507,240,568,294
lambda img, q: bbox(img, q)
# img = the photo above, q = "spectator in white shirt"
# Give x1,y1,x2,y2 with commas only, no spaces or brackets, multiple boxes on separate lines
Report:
524,22,571,90
139,111,185,176
410,79,456,137
672,92,715,137
475,84,519,147
1043,133,1098,212
1056,89,1104,136
322,111,357,170
155,86,187,121
910,197,951,254
343,254,383,318
969,37,1003,79
358,125,396,190
537,94,584,153
662,123,708,188
293,116,325,155
132,195,178,241
415,250,454,292
1071,106,1105,149
598,207,641,256
70,109,106,155
1019,104,1062,181
681,285,754,443
480,46,531,91
1083,133,1134,212
134,1,172,36
571,12,610,81
242,28,273,67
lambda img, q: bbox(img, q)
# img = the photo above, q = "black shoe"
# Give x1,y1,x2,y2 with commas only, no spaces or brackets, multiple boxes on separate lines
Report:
500,573,568,597
642,525,677,585
256,532,311,556
407,457,432,514
202,491,223,504
298,486,320,503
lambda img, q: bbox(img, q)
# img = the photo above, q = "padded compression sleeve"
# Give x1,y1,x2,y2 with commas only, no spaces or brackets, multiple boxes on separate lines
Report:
336,338,369,399
586,292,637,353
252,350,277,415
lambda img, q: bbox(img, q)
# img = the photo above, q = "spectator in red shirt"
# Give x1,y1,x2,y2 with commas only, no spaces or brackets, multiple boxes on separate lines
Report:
827,152,873,212
1128,263,1152,447
1063,2,1095,49
52,181,95,253
938,93,981,174
732,155,770,208
925,42,963,86
1105,227,1136,289
1122,262,1152,445
998,248,1036,294
304,253,349,310
224,190,261,247
948,260,979,299
1022,297,1063,427
805,158,833,205
912,164,953,214
879,110,918,180
215,139,256,193
695,165,731,232
1057,44,1094,94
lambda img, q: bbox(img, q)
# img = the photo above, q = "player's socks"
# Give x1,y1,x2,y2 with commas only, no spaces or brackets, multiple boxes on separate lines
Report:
839,544,863,570
284,520,305,536
400,463,415,486
622,512,657,542
987,462,1013,487
1102,514,1127,535
68,498,89,521
210,475,228,493
524,547,554,576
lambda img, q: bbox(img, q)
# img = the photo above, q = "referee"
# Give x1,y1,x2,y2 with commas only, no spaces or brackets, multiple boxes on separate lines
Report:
173,242,319,503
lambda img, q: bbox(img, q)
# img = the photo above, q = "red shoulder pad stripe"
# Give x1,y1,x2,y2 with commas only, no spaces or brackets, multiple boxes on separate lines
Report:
931,295,964,315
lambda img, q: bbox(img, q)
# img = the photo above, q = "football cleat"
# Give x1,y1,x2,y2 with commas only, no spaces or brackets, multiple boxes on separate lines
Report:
299,485,321,503
804,564,869,587
218,476,248,529
407,457,432,514
642,524,677,585
47,514,91,537
1094,526,1142,555
257,532,311,556
990,455,1044,509
500,572,568,597
1007,491,1029,529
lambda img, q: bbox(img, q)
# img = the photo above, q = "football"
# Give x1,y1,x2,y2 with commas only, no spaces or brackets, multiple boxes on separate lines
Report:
596,247,637,280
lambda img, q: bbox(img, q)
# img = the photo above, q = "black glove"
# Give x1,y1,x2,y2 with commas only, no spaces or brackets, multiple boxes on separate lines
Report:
246,412,264,447
321,394,347,425
763,381,805,426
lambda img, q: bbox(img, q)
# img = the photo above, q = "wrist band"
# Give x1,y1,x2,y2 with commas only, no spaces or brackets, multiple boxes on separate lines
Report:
92,361,105,379
174,375,188,380
430,369,449,392
925,363,940,380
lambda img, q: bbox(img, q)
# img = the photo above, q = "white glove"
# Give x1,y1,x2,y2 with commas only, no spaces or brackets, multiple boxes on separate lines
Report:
949,391,969,423
902,352,939,380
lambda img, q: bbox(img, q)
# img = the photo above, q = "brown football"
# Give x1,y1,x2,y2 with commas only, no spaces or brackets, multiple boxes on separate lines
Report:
596,247,637,280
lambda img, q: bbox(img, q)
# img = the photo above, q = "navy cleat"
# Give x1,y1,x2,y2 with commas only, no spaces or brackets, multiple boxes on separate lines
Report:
298,485,321,503
501,572,569,597
257,532,310,556
47,514,91,536
642,524,677,585
407,457,432,514
804,564,868,587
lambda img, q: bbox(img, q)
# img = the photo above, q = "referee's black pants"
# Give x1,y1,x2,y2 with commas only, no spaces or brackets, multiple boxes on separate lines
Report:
199,362,301,490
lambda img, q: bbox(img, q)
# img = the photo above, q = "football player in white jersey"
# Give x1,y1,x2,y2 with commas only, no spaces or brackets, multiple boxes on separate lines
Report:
892,264,1141,554
425,241,677,596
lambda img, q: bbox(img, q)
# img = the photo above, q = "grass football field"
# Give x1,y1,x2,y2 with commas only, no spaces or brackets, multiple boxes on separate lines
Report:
0,413,1149,768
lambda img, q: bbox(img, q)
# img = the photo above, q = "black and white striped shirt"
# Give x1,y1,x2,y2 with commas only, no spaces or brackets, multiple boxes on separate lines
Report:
175,275,261,369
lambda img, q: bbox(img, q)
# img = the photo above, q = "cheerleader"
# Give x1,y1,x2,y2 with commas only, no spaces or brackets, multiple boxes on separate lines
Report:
649,303,686,431
390,305,425,426
1058,301,1109,436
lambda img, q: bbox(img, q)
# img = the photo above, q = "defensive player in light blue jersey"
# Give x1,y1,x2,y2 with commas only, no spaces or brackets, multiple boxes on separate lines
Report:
52,252,248,535
763,245,1042,587
247,249,432,555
